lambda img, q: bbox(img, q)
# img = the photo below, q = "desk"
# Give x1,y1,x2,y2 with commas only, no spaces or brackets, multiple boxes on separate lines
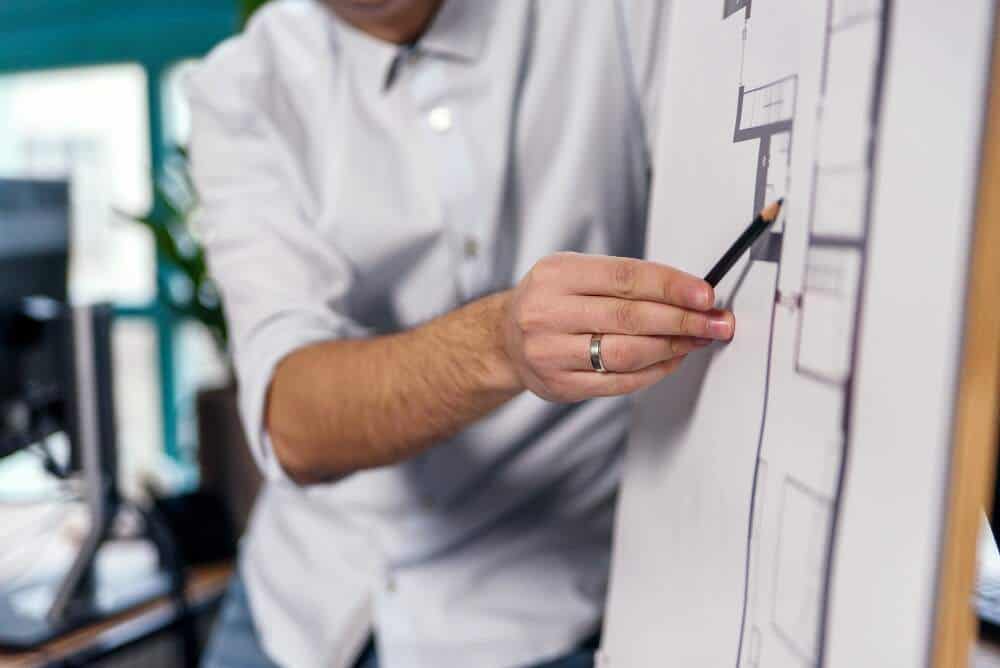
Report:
2,572,996,668
0,562,232,668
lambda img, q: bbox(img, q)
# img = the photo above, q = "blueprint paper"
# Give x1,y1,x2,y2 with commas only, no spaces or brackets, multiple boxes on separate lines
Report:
601,1,996,666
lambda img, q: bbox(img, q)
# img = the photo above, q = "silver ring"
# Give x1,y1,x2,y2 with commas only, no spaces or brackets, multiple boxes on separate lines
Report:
590,334,608,373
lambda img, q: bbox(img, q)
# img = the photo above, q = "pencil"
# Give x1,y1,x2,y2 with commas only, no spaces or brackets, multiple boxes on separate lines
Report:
704,199,783,287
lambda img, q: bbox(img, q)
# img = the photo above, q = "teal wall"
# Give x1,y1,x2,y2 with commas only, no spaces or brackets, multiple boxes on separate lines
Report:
0,1,238,74
0,0,240,462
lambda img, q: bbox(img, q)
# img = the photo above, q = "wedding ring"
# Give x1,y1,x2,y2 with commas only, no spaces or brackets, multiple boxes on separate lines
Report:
590,334,608,373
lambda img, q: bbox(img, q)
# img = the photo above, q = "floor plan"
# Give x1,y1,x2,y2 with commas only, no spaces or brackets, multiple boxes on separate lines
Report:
727,0,883,668
601,1,891,665
730,2,887,665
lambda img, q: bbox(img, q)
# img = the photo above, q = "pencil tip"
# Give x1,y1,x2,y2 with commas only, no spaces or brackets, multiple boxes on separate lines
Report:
761,199,783,223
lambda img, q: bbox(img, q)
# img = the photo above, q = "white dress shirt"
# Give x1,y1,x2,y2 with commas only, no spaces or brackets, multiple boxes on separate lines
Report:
188,1,668,666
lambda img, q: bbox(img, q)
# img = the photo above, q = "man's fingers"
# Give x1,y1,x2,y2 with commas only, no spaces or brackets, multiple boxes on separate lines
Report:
511,253,736,403
545,296,734,339
555,334,710,372
535,253,715,311
597,335,712,372
571,356,688,398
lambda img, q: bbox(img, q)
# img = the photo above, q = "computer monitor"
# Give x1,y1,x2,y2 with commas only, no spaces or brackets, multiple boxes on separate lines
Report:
0,185,181,647
0,178,71,457
0,178,69,304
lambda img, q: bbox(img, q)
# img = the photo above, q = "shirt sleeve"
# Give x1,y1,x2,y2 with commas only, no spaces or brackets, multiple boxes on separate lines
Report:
187,23,369,483
615,0,674,159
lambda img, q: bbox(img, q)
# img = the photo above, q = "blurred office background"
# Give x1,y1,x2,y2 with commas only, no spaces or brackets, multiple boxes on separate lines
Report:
0,0,272,496
0,2,270,665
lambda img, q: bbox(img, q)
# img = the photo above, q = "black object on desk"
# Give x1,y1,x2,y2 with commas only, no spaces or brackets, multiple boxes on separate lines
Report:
0,179,191,658
0,302,188,654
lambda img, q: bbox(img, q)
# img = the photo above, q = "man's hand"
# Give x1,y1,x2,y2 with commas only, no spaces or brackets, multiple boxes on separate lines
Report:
502,253,734,402
267,253,733,483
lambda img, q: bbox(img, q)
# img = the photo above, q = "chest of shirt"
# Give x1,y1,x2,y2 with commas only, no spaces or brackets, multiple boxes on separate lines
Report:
266,2,651,331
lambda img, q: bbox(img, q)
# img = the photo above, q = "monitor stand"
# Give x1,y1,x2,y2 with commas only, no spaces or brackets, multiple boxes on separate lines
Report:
0,305,187,650
0,529,176,648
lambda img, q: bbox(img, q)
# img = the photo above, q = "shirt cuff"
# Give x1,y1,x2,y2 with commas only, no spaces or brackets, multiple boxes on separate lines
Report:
234,313,369,483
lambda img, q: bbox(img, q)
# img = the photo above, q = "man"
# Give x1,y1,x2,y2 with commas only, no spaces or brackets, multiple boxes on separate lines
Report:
189,0,735,666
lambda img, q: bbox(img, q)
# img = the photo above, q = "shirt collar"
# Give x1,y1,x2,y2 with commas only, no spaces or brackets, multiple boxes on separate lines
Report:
418,0,491,63
328,0,491,94
329,10,401,93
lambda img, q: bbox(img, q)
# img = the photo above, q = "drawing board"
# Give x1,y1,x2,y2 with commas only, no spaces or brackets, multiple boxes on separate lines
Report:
601,1,1000,666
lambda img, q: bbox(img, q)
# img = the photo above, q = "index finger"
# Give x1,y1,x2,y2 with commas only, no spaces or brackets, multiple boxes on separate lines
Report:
556,254,715,311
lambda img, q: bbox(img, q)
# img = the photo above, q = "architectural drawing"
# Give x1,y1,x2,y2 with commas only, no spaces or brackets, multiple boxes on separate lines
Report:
726,1,888,665
602,1,996,666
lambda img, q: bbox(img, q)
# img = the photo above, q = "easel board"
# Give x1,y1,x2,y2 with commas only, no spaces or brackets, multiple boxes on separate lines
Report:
600,1,1000,666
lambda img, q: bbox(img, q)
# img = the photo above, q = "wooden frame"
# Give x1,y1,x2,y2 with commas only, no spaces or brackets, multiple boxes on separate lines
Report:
932,10,1000,666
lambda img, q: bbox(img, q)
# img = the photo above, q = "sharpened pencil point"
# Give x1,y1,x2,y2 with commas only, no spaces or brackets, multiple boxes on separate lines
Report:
703,199,786,287
761,199,783,224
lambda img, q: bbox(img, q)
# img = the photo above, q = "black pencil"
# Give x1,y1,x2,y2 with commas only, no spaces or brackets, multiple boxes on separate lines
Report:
704,199,784,287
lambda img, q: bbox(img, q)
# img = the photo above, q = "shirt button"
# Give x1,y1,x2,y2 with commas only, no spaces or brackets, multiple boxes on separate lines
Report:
463,238,479,259
428,106,453,133
386,574,396,593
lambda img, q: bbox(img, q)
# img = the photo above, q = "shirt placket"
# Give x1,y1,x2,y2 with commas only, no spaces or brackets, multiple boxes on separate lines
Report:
405,53,492,301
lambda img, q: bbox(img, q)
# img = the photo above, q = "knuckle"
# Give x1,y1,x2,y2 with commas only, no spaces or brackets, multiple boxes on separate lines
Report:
613,261,639,297
527,259,555,287
615,301,641,334
521,337,548,368
680,310,704,337
514,297,546,333
537,254,560,273
533,253,573,284
512,302,530,331
551,251,578,265
659,271,675,304
668,337,681,356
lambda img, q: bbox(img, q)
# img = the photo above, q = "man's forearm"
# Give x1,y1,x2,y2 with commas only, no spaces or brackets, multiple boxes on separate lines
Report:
266,253,736,485
267,292,521,484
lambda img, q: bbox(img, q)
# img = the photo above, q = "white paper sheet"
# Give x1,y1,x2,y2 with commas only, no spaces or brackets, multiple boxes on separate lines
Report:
601,1,996,666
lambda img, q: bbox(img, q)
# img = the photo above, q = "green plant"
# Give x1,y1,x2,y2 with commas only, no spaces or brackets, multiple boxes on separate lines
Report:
239,0,273,26
122,2,274,356
122,148,229,353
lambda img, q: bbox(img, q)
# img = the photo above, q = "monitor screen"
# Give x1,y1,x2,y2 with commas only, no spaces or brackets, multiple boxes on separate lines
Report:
0,179,69,305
